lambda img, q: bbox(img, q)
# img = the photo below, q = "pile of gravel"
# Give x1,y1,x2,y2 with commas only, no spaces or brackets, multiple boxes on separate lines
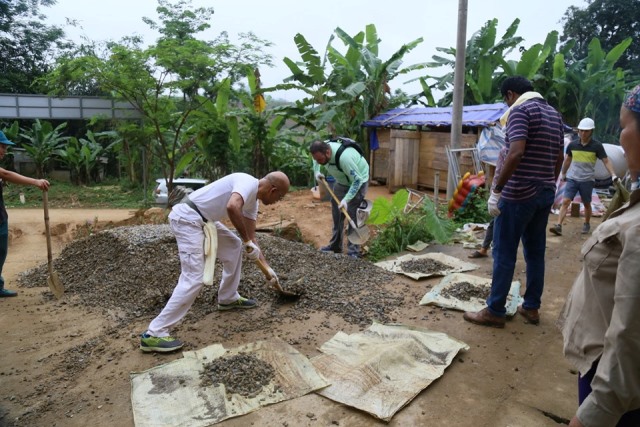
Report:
19,224,400,329
200,353,276,398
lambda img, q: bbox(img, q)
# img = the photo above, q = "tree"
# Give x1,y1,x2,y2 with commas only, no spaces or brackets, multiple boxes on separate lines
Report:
0,0,72,93
420,19,524,106
56,130,119,185
268,24,426,152
43,0,273,190
560,0,640,77
18,119,68,178
545,37,632,141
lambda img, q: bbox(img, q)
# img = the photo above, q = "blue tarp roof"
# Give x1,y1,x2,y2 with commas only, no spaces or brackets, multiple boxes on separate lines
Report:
363,103,508,128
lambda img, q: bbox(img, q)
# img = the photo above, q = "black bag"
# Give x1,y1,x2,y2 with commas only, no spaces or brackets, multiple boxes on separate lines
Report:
332,136,366,173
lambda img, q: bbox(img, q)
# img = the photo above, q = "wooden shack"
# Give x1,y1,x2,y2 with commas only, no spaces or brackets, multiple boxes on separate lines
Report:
364,104,507,192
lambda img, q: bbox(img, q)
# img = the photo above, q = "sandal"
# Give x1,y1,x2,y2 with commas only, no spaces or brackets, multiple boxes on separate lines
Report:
468,250,488,259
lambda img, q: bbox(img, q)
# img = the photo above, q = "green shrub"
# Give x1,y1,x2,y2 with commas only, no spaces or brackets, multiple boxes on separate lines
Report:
366,189,455,262
451,187,492,226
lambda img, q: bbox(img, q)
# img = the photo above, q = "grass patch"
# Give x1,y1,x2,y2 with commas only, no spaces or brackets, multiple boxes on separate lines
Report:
3,179,152,209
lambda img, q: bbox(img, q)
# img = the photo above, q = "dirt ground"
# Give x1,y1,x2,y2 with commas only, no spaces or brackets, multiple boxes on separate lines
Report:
0,185,595,427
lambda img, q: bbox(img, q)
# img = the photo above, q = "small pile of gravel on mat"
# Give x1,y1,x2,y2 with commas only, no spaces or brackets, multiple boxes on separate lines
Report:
400,258,449,274
441,281,490,301
200,353,276,398
18,224,400,328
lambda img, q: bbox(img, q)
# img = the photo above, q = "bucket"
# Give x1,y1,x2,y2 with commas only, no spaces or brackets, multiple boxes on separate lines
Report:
317,176,335,202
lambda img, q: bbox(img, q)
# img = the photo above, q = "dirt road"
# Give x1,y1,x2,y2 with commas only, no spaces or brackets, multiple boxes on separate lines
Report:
0,189,590,426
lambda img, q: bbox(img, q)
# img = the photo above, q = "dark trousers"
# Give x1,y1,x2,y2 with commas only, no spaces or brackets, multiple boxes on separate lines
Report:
481,219,495,250
326,182,367,256
0,220,8,290
578,360,640,426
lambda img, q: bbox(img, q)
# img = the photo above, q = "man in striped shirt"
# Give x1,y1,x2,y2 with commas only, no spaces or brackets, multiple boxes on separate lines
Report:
464,76,564,328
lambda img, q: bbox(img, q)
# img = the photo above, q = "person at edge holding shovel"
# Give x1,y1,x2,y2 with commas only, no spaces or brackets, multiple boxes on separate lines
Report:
140,171,290,353
310,138,369,258
0,131,50,298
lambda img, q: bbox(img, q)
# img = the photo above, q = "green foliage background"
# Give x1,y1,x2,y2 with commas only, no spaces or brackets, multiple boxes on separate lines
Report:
366,189,455,261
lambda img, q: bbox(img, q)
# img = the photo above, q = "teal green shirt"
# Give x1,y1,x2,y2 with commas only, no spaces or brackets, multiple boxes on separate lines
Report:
313,141,369,202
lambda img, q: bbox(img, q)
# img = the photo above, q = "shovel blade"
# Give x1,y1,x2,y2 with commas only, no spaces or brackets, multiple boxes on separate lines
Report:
347,225,370,245
47,271,64,299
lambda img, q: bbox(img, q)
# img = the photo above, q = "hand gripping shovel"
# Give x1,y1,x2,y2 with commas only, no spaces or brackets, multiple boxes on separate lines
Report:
319,177,370,245
43,191,64,299
254,257,300,300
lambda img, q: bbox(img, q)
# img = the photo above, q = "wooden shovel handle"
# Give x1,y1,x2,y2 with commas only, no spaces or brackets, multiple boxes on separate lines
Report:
254,257,273,279
254,258,287,293
318,176,357,227
43,191,54,274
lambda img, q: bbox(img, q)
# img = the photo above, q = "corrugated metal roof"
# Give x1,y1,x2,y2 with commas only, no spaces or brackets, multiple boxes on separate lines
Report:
363,103,508,128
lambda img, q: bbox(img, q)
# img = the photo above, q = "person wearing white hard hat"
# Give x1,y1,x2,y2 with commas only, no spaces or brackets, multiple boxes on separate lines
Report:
550,118,618,236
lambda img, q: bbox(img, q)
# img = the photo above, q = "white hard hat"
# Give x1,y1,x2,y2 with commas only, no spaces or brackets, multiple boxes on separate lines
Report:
577,118,595,130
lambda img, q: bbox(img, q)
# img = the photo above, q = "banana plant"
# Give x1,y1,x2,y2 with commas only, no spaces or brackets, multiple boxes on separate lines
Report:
418,18,523,106
55,131,118,185
549,37,632,140
19,119,69,178
265,24,427,146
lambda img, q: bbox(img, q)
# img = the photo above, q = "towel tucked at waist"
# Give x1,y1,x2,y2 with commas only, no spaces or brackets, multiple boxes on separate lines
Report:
203,221,217,286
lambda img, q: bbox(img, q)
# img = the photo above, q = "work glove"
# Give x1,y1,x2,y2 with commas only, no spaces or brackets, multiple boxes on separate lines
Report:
243,241,261,261
315,172,325,182
266,267,279,289
611,175,620,184
338,199,348,211
488,191,502,217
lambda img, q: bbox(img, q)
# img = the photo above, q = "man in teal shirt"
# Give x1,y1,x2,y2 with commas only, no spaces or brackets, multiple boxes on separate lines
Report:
311,138,369,258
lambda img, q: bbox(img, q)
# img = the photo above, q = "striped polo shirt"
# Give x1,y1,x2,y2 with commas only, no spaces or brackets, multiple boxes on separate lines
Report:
502,98,564,202
565,139,608,182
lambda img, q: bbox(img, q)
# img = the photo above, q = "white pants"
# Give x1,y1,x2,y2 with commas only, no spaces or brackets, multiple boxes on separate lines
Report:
147,216,243,337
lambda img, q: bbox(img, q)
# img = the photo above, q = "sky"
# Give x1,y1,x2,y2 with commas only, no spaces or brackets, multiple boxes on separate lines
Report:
43,0,585,101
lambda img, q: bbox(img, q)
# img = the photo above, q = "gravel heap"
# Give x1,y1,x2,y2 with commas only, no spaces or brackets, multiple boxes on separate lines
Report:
441,281,490,301
200,353,276,398
19,224,400,328
400,258,449,274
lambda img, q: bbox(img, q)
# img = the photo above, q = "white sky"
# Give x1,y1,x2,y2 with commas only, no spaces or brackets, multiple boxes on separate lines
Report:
44,0,584,101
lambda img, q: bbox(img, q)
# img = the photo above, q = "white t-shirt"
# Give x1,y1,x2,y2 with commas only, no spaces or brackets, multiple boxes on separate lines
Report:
171,173,259,222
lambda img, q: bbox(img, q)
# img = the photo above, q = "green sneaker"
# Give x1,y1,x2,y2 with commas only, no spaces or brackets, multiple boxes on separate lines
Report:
140,333,183,353
217,296,257,311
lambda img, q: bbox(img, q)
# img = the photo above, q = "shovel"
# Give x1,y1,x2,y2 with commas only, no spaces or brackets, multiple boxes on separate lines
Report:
254,258,300,300
319,177,370,245
43,191,64,299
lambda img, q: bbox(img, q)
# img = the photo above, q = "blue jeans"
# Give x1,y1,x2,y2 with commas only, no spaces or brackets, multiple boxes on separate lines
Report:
486,187,555,316
327,182,368,256
0,220,8,290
